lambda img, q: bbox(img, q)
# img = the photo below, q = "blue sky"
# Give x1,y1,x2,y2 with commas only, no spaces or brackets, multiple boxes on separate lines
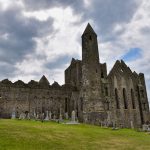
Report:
121,48,142,62
0,0,150,105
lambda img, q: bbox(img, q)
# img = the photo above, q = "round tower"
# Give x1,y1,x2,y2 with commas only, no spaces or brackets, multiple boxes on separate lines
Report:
80,23,106,124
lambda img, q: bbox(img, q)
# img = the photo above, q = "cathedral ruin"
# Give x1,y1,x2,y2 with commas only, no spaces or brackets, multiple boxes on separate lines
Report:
0,23,149,128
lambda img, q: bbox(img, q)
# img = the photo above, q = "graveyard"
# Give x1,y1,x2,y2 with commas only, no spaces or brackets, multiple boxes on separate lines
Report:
0,119,150,150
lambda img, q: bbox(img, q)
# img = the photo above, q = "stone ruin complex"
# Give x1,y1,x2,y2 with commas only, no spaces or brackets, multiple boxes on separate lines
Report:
0,23,149,128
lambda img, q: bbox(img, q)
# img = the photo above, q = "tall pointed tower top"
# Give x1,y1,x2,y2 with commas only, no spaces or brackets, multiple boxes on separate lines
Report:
82,23,97,36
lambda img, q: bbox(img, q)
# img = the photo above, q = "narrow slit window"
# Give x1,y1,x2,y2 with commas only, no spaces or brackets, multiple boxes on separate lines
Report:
115,88,120,109
65,98,68,113
123,88,128,109
131,89,135,109
105,87,108,96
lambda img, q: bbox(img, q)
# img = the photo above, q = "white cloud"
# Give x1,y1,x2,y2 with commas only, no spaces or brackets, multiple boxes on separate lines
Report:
11,6,85,85
0,0,24,10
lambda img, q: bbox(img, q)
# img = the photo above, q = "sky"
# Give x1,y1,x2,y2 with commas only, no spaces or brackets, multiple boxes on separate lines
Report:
0,0,150,104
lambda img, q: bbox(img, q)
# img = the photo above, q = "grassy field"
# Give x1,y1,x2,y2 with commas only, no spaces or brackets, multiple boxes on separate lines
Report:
0,119,150,150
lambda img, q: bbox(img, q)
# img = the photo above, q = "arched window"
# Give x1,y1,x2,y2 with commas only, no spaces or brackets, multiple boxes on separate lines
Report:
115,88,120,109
105,87,108,96
131,89,135,109
123,88,128,109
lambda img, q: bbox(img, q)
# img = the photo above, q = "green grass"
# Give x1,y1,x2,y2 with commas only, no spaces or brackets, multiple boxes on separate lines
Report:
0,119,150,150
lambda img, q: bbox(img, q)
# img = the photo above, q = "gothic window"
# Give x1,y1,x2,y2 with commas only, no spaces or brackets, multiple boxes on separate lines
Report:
105,87,108,96
115,88,120,109
123,88,128,109
131,89,135,109
65,98,68,113
89,35,92,40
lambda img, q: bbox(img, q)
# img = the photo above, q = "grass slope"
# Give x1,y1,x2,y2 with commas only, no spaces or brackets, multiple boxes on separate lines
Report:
0,119,150,150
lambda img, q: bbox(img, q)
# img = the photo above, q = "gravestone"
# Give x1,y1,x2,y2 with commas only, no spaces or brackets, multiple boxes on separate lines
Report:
44,111,49,121
64,110,80,124
59,112,63,122
142,124,149,131
36,113,39,120
130,121,134,129
33,109,36,119
112,121,118,130
19,113,25,119
41,113,44,122
11,108,16,119
71,110,76,122
65,112,69,120
49,111,52,120
27,113,30,120
53,114,56,120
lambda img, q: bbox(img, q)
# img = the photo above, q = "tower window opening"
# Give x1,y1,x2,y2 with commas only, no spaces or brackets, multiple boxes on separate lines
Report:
89,35,92,40
101,72,104,78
